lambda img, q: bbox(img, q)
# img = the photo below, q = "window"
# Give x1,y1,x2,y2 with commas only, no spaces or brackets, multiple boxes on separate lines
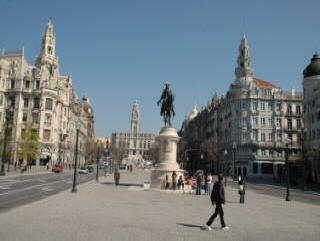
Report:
253,163,258,174
288,133,293,142
261,118,265,127
9,96,15,108
45,98,53,110
276,103,281,112
296,106,301,115
268,133,272,141
317,111,320,121
268,118,273,127
24,98,29,108
261,149,266,156
0,95,3,106
253,117,258,126
287,104,292,114
277,133,282,142
287,119,292,130
44,113,52,126
253,102,258,111
261,133,266,142
11,79,15,89
261,102,265,111
34,98,40,109
261,163,273,174
36,80,40,89
32,112,39,124
43,129,51,141
21,129,26,139
268,102,272,111
22,112,27,122
297,119,301,129
25,80,30,89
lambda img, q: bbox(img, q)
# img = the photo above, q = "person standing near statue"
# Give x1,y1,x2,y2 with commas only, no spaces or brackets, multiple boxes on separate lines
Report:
114,169,120,186
238,174,245,203
172,171,177,190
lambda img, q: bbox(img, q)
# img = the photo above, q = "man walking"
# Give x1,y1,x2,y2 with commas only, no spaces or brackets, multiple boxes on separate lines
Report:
204,174,229,231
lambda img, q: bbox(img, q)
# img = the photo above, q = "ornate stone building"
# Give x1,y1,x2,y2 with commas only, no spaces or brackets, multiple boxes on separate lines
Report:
179,35,304,180
302,53,320,183
0,21,95,167
111,101,155,165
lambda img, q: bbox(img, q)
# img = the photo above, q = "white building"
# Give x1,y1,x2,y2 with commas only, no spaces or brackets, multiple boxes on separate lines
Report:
111,101,155,165
302,53,320,183
180,35,304,180
0,21,95,168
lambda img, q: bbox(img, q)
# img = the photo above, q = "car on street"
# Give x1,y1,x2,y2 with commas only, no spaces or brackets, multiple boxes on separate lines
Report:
52,165,63,173
86,165,94,173
79,166,89,174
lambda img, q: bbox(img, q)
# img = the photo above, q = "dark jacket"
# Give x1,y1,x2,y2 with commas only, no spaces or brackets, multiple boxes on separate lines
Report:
210,181,225,205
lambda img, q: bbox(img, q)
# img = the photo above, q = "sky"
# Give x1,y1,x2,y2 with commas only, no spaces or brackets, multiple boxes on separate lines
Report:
1,0,319,137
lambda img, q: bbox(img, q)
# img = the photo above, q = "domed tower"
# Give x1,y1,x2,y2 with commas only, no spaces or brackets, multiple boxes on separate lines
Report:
302,53,320,183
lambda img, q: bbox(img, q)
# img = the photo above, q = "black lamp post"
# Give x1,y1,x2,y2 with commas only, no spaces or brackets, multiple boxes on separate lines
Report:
71,129,79,193
96,141,101,183
0,106,14,176
224,149,228,187
232,142,237,181
285,141,291,201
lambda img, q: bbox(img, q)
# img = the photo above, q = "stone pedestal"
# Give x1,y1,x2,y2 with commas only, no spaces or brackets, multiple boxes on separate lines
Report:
150,127,184,189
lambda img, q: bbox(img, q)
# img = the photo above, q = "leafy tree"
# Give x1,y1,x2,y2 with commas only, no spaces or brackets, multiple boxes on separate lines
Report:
110,145,127,166
84,139,98,164
143,142,159,162
17,124,40,165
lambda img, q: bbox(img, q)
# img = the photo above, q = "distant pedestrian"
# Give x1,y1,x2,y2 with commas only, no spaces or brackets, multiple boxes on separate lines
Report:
114,169,120,186
238,175,245,203
46,162,50,171
204,174,229,231
196,174,203,195
14,162,17,171
177,176,184,190
165,175,170,189
207,173,213,195
172,171,177,190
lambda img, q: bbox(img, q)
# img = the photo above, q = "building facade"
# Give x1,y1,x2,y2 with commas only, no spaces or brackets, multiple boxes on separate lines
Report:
179,35,304,180
111,101,155,165
302,54,320,183
0,21,95,168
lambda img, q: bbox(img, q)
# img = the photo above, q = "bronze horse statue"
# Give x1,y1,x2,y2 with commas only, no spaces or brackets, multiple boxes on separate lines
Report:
157,81,175,127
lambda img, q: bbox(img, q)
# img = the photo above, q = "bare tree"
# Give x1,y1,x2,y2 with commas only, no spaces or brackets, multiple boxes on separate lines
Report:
143,142,159,162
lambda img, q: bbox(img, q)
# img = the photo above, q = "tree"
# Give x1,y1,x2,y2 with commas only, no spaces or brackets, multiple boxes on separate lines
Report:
110,145,127,166
200,139,218,173
143,142,159,163
17,124,40,166
84,139,98,164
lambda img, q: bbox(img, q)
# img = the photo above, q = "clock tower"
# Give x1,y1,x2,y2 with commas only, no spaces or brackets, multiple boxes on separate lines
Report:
131,100,140,133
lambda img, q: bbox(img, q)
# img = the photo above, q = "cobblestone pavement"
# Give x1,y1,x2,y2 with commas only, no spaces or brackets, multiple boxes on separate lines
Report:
0,170,319,241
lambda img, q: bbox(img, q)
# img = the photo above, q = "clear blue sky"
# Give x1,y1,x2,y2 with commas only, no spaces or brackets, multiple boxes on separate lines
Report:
1,0,319,137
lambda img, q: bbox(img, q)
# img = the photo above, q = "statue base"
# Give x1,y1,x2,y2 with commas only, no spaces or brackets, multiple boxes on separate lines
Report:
150,127,184,189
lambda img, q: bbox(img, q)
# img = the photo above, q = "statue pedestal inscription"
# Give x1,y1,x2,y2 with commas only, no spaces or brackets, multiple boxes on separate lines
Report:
150,127,184,189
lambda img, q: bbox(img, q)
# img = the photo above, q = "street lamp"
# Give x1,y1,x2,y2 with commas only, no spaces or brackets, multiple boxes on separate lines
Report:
224,149,228,187
0,106,14,176
71,127,80,193
96,141,101,183
285,138,291,201
232,142,237,181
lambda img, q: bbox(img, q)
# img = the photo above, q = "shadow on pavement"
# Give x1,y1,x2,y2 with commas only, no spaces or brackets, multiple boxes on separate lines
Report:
177,223,221,230
100,181,143,187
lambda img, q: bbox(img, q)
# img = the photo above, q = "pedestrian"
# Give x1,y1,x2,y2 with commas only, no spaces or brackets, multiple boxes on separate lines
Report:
165,175,170,189
14,161,17,171
196,174,203,195
204,174,229,231
172,171,177,190
114,169,120,186
207,173,213,195
46,162,50,171
238,175,245,203
177,176,184,190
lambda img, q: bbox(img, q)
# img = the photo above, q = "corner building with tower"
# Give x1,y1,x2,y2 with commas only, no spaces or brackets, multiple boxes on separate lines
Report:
0,21,95,168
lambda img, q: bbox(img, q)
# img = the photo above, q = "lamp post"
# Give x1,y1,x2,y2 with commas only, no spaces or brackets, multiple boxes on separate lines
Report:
232,142,237,181
0,106,14,176
224,149,228,187
71,128,80,193
285,138,291,201
96,141,101,183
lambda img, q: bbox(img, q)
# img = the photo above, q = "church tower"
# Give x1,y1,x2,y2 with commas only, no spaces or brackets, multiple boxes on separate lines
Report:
131,100,140,133
235,34,254,79
36,20,59,72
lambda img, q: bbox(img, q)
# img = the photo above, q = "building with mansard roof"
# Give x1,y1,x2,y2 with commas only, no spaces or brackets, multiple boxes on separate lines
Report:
111,101,155,166
179,35,304,181
0,21,95,168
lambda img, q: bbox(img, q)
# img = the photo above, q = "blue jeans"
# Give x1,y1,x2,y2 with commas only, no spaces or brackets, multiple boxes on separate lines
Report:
196,185,202,195
207,183,213,195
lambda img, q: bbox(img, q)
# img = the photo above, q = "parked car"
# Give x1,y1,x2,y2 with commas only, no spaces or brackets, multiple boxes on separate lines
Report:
79,166,88,174
86,165,94,173
52,165,63,173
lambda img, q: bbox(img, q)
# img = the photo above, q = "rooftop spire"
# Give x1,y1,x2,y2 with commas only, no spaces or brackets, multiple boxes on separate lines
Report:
235,34,253,79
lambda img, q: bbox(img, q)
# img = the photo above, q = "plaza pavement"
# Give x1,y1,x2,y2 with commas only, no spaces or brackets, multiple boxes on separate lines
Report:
0,170,319,241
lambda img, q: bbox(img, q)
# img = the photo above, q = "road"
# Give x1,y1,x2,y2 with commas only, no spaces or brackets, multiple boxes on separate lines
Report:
225,178,320,206
0,170,98,213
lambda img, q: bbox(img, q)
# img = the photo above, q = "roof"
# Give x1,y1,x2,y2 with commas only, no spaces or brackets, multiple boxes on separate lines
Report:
253,78,277,88
303,54,320,78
